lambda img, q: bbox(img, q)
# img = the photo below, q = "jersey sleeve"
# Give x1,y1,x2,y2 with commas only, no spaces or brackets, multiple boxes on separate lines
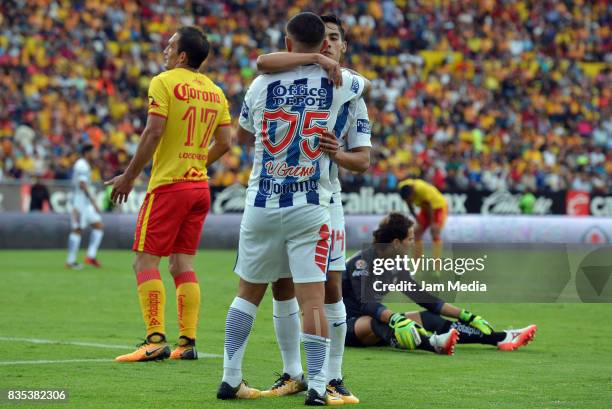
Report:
147,75,170,118
218,91,232,127
238,80,257,133
346,98,372,150
337,69,366,104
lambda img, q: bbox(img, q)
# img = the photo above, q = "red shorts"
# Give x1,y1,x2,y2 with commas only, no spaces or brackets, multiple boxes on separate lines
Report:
416,205,448,230
133,182,210,257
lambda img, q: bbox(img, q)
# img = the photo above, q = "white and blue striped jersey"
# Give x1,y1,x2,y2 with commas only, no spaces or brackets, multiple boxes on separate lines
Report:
71,158,92,208
329,97,371,197
239,66,365,208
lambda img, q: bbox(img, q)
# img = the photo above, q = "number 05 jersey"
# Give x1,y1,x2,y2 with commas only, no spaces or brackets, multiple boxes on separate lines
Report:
146,67,232,193
239,66,365,208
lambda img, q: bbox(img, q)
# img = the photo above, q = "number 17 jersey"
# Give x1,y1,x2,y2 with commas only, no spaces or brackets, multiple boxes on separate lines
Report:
146,67,232,193
239,66,365,208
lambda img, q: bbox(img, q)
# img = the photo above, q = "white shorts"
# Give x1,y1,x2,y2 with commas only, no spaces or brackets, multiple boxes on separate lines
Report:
234,204,331,284
328,194,346,272
71,203,102,230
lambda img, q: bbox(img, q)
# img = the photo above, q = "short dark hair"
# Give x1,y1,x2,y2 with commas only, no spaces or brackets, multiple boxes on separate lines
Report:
373,212,413,244
286,12,325,47
177,26,210,69
320,14,346,41
81,144,94,155
399,184,414,200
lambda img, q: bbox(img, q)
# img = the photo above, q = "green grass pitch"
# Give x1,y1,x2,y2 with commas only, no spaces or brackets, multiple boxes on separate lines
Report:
1,249,611,408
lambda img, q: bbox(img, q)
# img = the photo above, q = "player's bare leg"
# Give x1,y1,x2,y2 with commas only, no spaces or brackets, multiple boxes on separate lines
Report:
116,252,170,362
84,221,104,267
218,278,266,400
262,278,307,397
430,223,443,260
168,253,200,360
325,271,358,404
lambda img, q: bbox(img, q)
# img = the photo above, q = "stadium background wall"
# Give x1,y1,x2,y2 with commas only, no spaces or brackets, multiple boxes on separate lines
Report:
1,182,612,216
1,212,611,250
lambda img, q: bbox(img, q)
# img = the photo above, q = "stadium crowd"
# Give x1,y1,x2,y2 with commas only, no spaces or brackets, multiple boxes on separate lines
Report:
1,0,610,193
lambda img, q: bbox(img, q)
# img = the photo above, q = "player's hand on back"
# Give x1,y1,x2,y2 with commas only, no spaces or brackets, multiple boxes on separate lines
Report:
315,54,342,87
319,130,339,158
105,173,135,204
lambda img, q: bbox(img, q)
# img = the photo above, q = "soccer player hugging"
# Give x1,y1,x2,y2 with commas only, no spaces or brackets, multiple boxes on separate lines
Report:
217,12,372,406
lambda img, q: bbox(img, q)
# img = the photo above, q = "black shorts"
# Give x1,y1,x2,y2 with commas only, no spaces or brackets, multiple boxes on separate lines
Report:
345,315,389,348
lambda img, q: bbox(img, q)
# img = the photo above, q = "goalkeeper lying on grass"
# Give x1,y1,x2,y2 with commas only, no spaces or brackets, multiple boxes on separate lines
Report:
343,212,537,353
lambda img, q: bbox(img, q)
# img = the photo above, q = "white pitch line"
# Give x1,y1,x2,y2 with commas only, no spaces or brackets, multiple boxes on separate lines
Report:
0,336,134,350
0,336,222,358
0,359,112,366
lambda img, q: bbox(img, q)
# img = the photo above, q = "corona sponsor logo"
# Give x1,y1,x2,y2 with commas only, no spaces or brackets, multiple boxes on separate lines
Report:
174,83,221,104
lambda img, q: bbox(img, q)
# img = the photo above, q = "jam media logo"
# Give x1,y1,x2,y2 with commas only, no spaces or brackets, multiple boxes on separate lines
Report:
356,119,370,134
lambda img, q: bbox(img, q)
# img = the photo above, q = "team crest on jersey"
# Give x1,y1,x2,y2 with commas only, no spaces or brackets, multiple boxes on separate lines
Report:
148,96,160,108
352,258,369,278
351,77,360,94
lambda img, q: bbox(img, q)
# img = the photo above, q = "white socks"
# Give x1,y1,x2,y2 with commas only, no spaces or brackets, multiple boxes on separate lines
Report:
325,300,347,381
222,297,258,388
273,298,303,379
87,229,104,259
303,333,331,395
66,233,81,264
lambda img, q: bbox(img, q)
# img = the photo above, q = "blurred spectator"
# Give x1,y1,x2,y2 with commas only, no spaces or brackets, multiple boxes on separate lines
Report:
29,177,52,212
0,1,610,194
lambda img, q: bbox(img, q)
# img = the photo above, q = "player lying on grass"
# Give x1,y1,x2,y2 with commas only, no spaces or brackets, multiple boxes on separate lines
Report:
255,14,370,404
344,212,537,351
